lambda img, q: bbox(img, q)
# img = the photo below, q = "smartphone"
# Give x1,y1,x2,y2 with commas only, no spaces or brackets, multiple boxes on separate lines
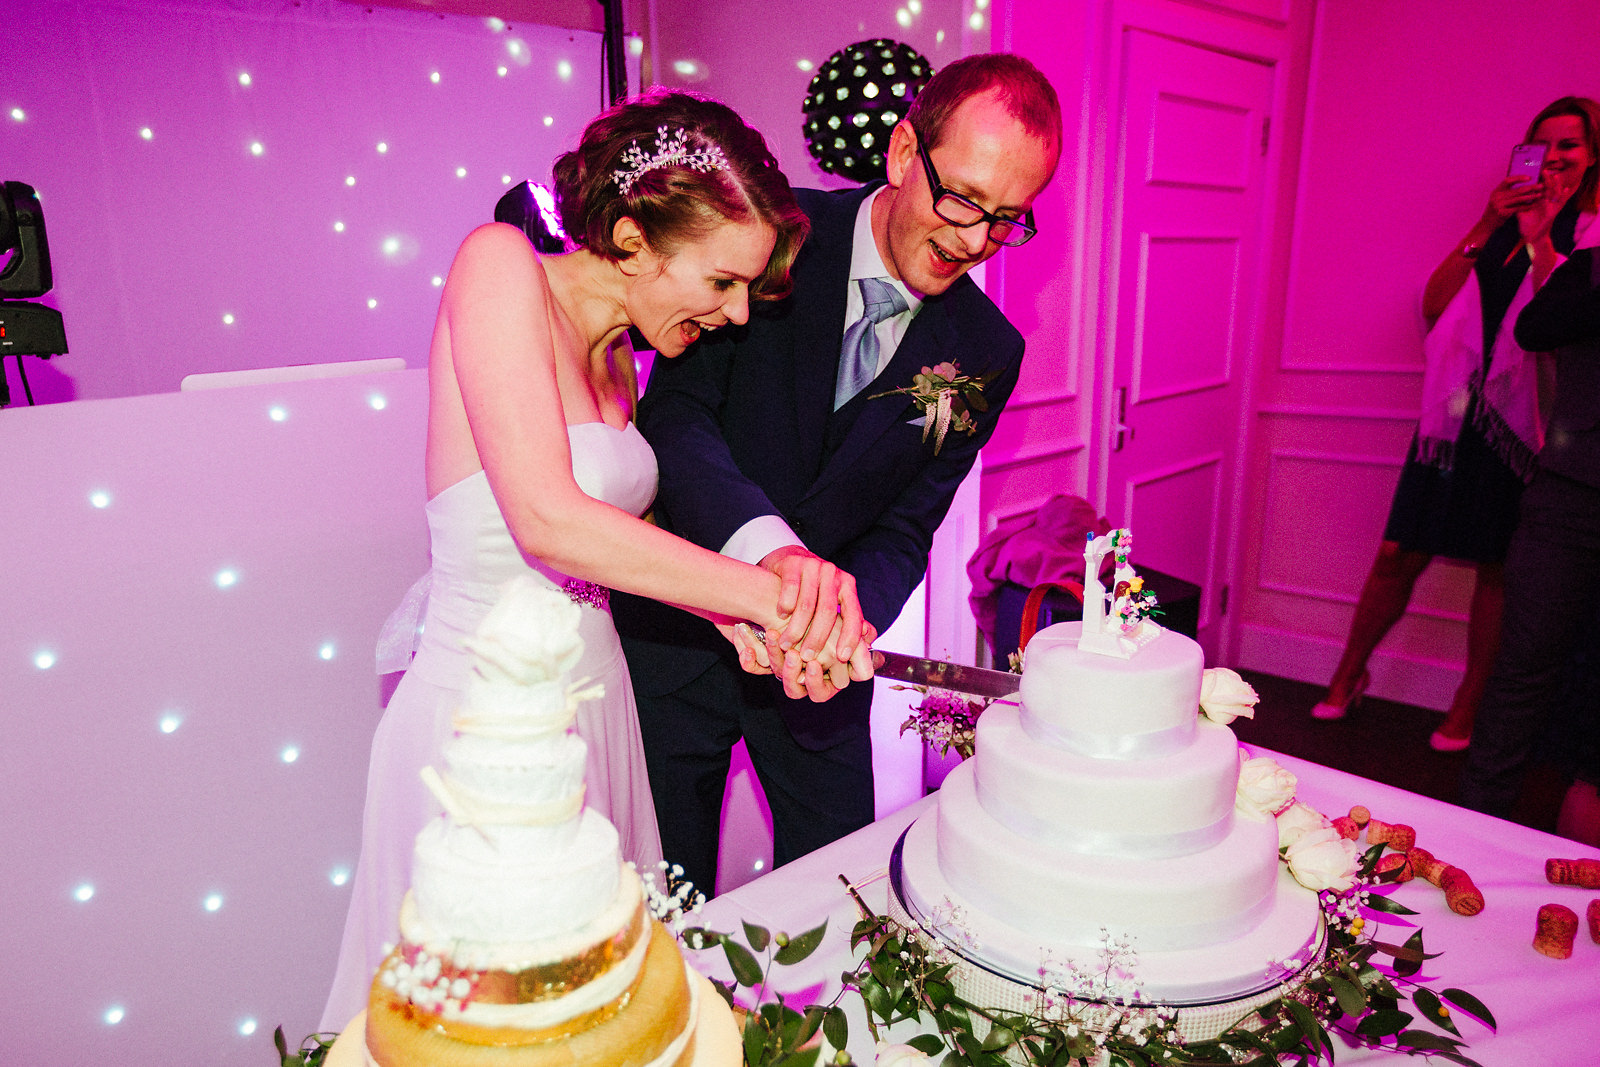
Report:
1508,142,1546,184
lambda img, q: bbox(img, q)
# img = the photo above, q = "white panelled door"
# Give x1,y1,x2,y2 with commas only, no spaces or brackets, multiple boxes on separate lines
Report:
1106,28,1275,654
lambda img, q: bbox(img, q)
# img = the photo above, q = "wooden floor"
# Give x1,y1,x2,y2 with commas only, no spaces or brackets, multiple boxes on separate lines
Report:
1230,670,1575,840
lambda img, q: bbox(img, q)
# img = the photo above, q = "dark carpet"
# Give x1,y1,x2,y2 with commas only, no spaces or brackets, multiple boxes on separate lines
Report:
1230,670,1573,839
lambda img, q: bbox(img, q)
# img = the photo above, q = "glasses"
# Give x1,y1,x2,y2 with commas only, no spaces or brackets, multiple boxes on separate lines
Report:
913,129,1037,247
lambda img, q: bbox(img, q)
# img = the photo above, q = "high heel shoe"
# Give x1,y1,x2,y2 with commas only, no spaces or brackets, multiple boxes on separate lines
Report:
1311,671,1369,720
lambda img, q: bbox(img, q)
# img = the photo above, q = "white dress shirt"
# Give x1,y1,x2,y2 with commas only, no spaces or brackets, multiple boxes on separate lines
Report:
720,187,922,564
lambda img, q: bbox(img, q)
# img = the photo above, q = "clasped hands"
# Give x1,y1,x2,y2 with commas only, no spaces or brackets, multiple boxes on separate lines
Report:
724,545,876,701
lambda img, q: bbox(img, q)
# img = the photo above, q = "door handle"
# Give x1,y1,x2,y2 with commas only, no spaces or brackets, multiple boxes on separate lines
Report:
1112,385,1134,453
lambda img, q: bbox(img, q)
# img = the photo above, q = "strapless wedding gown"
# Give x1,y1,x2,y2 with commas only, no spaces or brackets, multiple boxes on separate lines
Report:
320,422,665,1032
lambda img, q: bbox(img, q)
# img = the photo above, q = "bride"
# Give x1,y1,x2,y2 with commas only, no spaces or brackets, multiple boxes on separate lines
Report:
321,90,873,1031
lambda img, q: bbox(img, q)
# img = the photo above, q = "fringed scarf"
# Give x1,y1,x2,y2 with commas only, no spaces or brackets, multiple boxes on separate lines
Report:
1417,212,1597,483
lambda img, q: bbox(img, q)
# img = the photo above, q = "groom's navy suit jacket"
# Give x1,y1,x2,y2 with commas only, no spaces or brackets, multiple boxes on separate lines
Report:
614,183,1025,749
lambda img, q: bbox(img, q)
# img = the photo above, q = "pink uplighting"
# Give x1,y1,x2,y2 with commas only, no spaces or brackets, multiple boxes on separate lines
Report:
4,0,1598,1064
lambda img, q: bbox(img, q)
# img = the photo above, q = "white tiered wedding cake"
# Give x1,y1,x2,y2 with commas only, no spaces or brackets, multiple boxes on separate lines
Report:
890,531,1324,1039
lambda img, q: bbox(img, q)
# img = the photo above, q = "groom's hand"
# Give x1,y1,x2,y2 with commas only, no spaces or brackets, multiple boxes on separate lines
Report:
777,617,877,702
758,545,865,667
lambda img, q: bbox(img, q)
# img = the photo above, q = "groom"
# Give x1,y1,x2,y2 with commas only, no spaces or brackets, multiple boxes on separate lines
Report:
615,53,1063,894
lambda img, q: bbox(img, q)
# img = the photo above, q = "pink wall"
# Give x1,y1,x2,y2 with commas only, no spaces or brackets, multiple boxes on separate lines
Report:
1240,0,1600,701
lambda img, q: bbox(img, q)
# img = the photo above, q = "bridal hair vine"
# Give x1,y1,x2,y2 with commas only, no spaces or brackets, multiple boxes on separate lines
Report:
611,125,729,195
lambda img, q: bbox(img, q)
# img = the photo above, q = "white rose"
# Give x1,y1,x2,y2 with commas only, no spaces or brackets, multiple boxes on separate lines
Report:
876,1043,937,1067
1276,800,1331,849
1285,825,1362,892
1199,667,1260,725
1235,756,1298,821
467,576,584,684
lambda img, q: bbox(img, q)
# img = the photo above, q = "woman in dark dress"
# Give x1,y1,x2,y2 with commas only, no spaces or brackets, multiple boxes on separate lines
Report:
1312,97,1600,750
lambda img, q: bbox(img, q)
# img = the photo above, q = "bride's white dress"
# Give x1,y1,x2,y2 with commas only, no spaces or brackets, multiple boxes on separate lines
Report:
320,422,665,1031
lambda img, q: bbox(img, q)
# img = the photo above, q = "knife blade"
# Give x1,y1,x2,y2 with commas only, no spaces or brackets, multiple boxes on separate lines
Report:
742,624,1021,700
870,649,1021,700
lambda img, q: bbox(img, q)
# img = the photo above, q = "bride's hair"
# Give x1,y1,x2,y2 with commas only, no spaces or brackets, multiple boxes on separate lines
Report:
553,90,808,301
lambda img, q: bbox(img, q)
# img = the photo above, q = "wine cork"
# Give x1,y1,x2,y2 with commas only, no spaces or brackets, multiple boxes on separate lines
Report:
1442,867,1484,916
1407,847,1449,887
1330,815,1360,840
1375,852,1414,883
1366,818,1416,852
1544,858,1600,889
1534,903,1579,959
1589,899,1600,945
1348,805,1371,828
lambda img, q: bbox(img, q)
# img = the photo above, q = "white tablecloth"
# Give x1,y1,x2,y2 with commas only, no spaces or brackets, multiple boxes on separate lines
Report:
695,746,1600,1064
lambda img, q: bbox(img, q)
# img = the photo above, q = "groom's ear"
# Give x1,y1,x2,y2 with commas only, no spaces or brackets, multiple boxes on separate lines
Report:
883,120,916,192
612,217,648,270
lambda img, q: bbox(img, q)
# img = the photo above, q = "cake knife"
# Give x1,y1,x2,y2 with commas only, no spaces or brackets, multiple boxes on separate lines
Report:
744,625,1021,699
869,649,1021,699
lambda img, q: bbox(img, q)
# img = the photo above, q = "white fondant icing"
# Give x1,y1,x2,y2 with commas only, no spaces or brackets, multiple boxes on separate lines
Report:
895,821,1324,1003
936,762,1280,951
974,706,1241,855
1018,621,1202,748
896,603,1325,1006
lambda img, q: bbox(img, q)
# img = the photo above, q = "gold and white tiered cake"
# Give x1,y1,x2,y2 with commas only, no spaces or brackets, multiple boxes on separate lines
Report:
361,577,724,1067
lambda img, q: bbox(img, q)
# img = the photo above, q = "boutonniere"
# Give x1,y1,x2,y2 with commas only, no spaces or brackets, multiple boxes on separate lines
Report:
870,361,997,454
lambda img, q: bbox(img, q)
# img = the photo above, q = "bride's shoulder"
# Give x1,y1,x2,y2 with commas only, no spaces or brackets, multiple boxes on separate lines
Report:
448,223,552,292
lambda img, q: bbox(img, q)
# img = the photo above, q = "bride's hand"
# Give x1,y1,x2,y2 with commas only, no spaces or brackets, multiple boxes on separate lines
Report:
778,617,877,702
757,546,865,666
717,622,773,676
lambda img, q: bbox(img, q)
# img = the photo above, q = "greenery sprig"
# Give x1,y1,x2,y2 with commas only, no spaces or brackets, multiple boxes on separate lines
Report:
837,844,1496,1066
274,1025,335,1067
682,918,848,1067
870,362,998,455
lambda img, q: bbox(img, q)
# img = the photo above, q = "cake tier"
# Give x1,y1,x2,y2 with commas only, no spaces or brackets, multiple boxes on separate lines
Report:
439,730,588,843
457,677,574,734
1018,622,1203,757
972,705,1242,858
367,920,698,1067
897,815,1325,1003
934,760,1280,953
398,869,647,1017
411,809,622,949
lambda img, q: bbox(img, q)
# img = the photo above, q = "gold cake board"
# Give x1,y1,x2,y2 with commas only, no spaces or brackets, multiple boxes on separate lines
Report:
327,970,741,1067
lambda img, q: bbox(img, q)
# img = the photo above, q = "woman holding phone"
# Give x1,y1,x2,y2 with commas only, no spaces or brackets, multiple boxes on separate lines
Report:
1311,96,1599,748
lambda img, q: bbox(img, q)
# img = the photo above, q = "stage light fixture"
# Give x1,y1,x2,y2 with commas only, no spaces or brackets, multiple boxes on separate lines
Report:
494,180,567,254
0,180,69,407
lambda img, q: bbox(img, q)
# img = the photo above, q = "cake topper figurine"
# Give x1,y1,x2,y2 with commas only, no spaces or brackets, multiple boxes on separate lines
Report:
1079,528,1161,657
